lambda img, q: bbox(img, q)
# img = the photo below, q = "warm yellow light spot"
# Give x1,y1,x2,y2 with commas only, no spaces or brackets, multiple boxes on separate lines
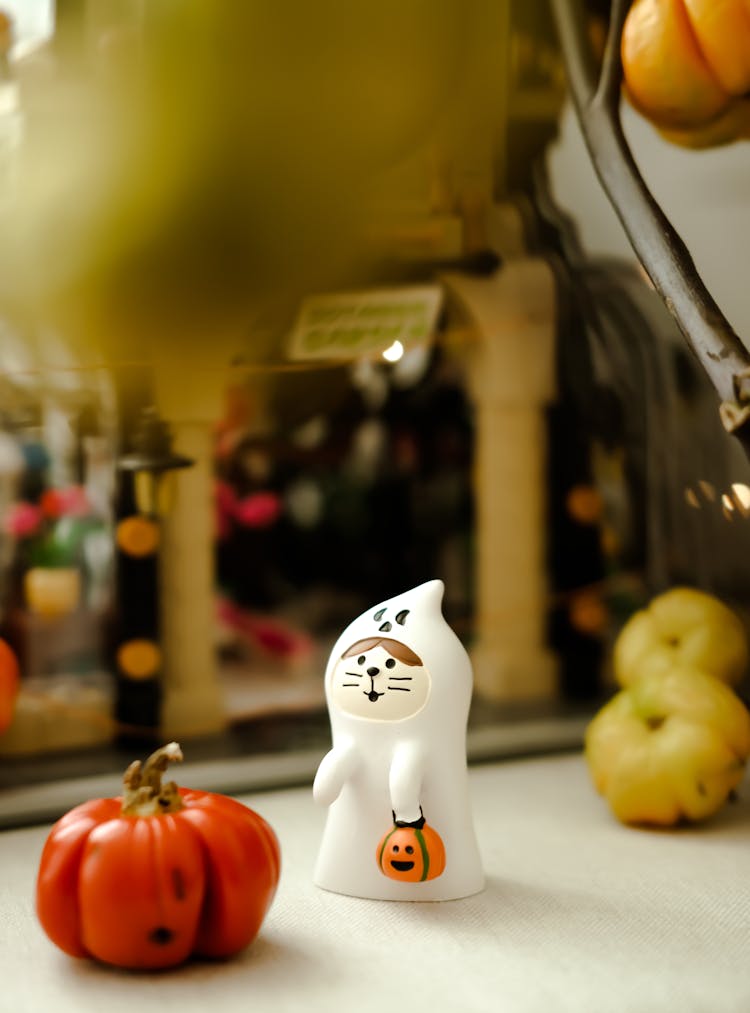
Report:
382,340,404,363
601,525,620,556
24,567,81,616
698,480,716,502
117,640,162,680
134,471,177,517
684,487,700,509
722,493,735,512
116,515,160,557
731,483,750,516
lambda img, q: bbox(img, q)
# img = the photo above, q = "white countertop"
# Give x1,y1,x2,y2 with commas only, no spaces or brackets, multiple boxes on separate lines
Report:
2,754,750,1013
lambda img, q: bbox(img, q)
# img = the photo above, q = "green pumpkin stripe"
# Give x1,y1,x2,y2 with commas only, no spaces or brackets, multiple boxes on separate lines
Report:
414,827,430,881
378,827,398,869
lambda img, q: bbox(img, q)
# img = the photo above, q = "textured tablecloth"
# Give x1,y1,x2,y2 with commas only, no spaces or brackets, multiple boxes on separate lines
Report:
2,754,749,1013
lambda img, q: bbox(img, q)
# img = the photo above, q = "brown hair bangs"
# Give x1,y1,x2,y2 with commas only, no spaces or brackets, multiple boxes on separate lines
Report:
342,637,422,666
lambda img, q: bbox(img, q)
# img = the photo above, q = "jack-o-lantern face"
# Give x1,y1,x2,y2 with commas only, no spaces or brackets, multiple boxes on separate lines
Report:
376,822,446,882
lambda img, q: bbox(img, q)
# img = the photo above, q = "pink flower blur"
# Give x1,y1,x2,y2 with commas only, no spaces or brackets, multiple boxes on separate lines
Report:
5,502,43,538
234,491,282,529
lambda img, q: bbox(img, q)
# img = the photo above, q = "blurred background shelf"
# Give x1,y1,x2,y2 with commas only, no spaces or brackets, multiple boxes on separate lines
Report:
0,698,590,829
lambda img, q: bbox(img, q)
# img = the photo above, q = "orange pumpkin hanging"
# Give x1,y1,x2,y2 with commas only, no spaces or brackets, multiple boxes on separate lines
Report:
36,743,280,970
376,811,446,883
621,0,750,147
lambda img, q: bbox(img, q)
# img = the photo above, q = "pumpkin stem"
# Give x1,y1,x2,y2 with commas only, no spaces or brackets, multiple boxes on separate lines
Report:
121,741,185,816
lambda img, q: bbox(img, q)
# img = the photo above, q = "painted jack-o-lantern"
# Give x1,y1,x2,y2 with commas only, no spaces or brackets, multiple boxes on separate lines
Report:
376,812,446,883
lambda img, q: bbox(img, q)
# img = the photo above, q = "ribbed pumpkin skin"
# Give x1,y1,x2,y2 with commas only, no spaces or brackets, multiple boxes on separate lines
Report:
621,0,750,146
376,822,446,882
36,789,280,969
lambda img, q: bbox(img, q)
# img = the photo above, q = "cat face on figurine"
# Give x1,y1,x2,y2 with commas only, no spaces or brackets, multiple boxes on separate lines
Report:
330,637,431,721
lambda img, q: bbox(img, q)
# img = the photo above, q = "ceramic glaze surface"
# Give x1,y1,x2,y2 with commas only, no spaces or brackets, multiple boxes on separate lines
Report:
313,579,484,901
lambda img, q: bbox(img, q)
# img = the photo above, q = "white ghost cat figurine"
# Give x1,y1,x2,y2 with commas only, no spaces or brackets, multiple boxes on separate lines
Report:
313,579,484,901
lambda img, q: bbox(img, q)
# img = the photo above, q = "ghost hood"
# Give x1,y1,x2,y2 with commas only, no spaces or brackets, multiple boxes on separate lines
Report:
324,579,472,740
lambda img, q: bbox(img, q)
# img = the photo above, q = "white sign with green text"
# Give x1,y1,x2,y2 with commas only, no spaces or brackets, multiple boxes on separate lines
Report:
287,285,443,361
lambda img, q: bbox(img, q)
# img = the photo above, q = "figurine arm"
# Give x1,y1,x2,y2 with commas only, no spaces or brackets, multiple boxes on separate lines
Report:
313,742,359,807
389,742,426,824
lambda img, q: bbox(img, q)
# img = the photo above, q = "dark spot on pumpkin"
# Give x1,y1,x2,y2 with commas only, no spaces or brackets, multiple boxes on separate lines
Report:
646,715,665,731
405,845,414,855
390,860,415,872
172,868,186,900
149,926,175,946
696,781,707,797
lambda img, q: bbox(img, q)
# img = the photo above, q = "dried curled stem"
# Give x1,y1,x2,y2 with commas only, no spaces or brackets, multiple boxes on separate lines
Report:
121,741,185,816
550,0,750,458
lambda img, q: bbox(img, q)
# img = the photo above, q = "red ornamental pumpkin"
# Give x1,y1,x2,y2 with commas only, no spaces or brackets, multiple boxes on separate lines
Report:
376,812,446,883
36,743,280,970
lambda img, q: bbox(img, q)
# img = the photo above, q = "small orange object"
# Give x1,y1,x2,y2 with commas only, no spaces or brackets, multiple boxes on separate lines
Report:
622,0,750,146
36,743,280,969
569,592,609,636
116,515,160,558
0,638,19,734
116,639,162,680
376,812,446,883
565,485,604,526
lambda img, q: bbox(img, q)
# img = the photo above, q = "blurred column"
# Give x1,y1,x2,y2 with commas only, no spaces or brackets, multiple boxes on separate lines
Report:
442,251,558,701
153,362,225,738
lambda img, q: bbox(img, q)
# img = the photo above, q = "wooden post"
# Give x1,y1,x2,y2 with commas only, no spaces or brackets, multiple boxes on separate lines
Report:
442,256,558,701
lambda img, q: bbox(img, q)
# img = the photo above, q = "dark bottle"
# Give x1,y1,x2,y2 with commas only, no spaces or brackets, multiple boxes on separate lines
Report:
111,472,162,745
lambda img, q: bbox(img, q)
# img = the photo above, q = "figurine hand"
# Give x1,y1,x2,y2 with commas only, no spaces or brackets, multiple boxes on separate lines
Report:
313,745,358,807
392,805,423,825
389,742,425,824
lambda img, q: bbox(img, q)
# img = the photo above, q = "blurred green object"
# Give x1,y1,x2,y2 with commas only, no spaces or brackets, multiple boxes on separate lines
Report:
26,515,102,568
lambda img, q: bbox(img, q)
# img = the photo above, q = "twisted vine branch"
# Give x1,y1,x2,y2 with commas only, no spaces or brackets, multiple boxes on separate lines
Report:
550,0,750,456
